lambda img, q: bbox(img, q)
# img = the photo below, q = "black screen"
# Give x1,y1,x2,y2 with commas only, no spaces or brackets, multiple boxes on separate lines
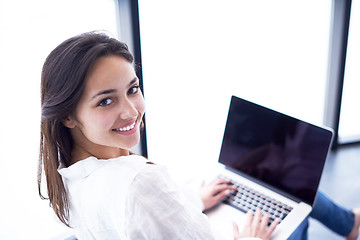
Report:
218,96,333,205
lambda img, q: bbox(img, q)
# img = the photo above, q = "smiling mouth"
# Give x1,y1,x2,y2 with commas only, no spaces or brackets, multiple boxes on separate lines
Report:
113,121,136,132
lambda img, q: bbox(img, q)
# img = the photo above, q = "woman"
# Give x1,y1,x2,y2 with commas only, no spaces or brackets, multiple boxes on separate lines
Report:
38,31,277,239
38,32,359,240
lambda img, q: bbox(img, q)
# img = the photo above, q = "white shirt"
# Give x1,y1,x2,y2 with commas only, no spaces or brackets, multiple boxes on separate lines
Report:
58,155,261,240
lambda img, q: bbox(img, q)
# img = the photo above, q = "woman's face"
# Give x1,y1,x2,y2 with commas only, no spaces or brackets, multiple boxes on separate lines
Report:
65,55,145,159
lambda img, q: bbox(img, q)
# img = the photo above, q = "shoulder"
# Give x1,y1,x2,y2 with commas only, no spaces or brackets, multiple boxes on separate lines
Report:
92,155,151,193
126,163,181,211
62,155,151,210
102,155,148,174
65,155,151,232
136,163,169,181
130,163,176,194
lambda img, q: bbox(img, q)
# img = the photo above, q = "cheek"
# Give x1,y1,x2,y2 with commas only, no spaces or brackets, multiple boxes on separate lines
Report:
135,95,146,116
93,112,116,130
79,110,115,133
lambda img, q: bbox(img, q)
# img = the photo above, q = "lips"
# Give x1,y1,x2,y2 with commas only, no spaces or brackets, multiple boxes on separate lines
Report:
113,121,136,132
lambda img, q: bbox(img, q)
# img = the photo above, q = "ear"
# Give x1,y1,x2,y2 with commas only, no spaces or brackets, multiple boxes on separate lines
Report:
62,116,77,129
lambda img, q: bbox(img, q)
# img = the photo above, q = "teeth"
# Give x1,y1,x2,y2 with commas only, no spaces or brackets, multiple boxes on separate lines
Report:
116,122,136,132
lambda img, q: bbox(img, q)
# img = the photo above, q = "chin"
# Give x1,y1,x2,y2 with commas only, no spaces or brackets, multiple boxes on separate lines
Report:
119,138,140,150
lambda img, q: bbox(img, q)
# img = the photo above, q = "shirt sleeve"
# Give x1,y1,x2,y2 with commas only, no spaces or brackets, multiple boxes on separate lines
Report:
124,164,215,240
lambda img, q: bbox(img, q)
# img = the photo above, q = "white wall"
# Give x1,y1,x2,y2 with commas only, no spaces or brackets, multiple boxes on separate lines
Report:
0,0,119,238
138,0,332,182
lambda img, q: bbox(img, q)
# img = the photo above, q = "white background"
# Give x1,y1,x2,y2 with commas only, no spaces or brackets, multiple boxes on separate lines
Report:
0,0,119,238
139,0,332,181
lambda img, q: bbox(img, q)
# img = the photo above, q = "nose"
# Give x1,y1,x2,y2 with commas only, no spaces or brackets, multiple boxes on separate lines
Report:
119,97,138,120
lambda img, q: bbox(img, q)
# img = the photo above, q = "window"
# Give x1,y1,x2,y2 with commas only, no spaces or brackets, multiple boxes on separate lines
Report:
138,0,332,180
338,0,360,143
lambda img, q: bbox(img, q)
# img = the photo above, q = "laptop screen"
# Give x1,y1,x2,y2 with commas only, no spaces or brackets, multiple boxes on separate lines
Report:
218,96,333,205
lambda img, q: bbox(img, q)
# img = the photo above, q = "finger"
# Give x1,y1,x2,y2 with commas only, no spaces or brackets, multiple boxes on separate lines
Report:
232,221,240,239
212,184,236,195
265,218,280,238
244,210,254,229
213,189,231,203
213,177,233,186
251,209,262,235
259,212,270,232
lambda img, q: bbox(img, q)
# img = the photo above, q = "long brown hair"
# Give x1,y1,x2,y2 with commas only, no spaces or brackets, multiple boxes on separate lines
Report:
38,32,134,226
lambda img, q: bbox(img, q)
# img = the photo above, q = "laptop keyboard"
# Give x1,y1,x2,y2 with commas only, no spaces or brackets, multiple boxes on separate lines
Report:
220,175,293,225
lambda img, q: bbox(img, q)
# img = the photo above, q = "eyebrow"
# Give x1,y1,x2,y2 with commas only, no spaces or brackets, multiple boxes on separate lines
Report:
128,77,138,87
90,77,139,100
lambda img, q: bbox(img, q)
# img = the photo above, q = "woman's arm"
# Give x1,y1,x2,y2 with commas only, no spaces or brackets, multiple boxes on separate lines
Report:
125,165,215,240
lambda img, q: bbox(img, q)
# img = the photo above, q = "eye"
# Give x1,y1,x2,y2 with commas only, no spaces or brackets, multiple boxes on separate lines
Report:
128,85,140,95
98,98,113,107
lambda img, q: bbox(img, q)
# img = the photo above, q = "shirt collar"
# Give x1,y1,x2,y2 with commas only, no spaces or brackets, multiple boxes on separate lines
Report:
58,155,147,181
58,156,103,180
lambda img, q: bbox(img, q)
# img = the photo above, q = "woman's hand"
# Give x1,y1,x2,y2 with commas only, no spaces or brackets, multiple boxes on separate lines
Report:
233,209,279,240
199,178,237,211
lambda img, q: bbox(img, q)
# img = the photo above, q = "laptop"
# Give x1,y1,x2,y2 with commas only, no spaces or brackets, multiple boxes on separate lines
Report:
205,95,333,240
